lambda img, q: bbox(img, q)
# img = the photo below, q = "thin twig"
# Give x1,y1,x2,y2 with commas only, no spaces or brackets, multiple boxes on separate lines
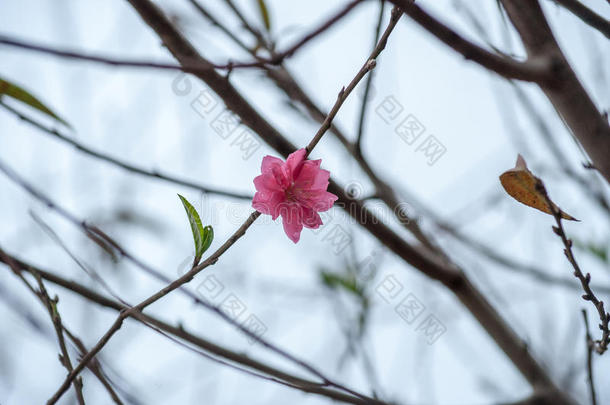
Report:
0,35,245,72
222,0,270,49
0,249,126,404
0,157,379,405
305,5,403,155
10,214,346,405
60,328,126,405
0,255,87,403
0,2,363,74
536,180,610,354
581,310,598,405
552,0,610,38
387,0,554,82
30,211,130,306
217,0,364,69
188,0,252,53
193,2,443,256
266,0,363,63
34,276,86,405
499,0,610,184
0,100,251,200
125,0,574,400
304,60,377,155
37,18,385,401
28,215,293,401
434,215,610,295
355,0,386,157
0,247,382,405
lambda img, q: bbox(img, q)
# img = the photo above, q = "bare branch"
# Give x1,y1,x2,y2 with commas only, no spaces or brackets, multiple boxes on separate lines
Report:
0,248,382,405
0,249,126,404
34,276,86,405
0,155,383,405
196,3,443,256
29,212,309,403
536,180,610,354
42,8,384,399
0,35,245,73
509,85,610,216
355,0,387,157
221,0,270,49
432,215,610,295
387,0,554,82
581,310,598,405
0,100,251,200
30,211,130,307
265,0,363,64
552,0,610,38
500,0,610,184
61,328,126,405
187,0,252,53
0,1,363,73
123,0,577,401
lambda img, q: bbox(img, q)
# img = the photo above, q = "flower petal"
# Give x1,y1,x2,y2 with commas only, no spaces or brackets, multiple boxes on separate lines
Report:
280,204,304,243
294,161,329,191
302,207,323,229
261,155,284,173
253,150,336,243
253,173,282,193
252,191,285,219
307,191,338,212
286,148,306,179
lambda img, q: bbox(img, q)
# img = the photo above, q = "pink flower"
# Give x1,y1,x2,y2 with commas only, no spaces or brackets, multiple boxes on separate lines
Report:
252,149,338,243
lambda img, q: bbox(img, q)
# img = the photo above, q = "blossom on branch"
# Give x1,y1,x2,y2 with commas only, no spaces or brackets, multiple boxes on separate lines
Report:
252,149,338,243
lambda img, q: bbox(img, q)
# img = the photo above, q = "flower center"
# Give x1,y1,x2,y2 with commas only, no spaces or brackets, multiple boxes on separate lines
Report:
285,184,298,201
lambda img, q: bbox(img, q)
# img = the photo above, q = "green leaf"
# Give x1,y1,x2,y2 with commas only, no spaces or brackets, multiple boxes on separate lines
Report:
256,0,271,31
201,225,214,257
320,268,370,337
0,76,71,128
320,270,361,297
178,194,213,266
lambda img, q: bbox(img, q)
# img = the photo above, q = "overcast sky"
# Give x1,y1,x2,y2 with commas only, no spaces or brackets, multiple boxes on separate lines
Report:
1,0,609,404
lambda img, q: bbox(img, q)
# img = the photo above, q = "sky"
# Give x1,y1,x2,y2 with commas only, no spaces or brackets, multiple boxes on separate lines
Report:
0,0,609,404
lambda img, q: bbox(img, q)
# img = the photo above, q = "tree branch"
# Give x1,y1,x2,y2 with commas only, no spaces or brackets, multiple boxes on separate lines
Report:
500,0,610,184
42,9,383,399
0,249,126,404
187,0,252,53
0,100,252,200
387,0,554,82
355,0,387,157
122,0,575,402
265,0,363,64
0,249,384,405
0,35,252,73
581,310,598,405
0,154,385,405
552,0,610,38
198,3,444,256
0,1,363,72
536,180,610,354
34,275,86,405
